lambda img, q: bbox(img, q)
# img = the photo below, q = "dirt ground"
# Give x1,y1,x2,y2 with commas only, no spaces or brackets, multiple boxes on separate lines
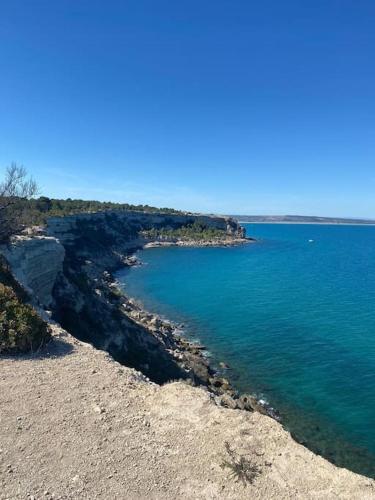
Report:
1,324,374,500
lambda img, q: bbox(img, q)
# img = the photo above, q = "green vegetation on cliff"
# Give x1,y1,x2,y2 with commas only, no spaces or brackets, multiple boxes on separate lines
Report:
0,162,185,243
0,257,51,354
1,195,186,242
29,197,184,218
0,284,51,354
141,221,226,241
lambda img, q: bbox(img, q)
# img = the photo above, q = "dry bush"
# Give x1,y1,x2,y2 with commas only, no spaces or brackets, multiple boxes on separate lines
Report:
220,441,263,485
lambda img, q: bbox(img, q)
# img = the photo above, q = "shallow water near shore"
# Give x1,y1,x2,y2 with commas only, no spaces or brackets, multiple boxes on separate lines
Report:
117,223,375,477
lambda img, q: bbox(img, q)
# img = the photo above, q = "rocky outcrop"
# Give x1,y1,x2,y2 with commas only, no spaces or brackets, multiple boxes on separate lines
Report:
1,235,65,307
46,210,246,245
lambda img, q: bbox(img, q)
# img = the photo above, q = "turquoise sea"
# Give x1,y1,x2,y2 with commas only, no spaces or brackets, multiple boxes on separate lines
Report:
117,224,375,476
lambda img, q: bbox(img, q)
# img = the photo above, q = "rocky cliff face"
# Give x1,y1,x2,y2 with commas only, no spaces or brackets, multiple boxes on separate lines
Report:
1,235,65,307
46,210,246,244
46,211,246,382
1,210,246,383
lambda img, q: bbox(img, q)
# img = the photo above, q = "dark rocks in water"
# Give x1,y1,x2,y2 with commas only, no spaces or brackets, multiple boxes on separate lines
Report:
210,377,231,391
216,393,259,412
237,394,256,412
124,255,141,266
254,399,281,421
191,344,206,351
183,351,214,386
102,270,112,281
219,361,230,370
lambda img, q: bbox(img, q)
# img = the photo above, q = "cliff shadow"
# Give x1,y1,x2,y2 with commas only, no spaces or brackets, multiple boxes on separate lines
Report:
54,304,187,385
0,337,74,361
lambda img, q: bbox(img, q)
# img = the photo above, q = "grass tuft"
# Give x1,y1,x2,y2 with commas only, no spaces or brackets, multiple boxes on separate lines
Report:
220,441,262,485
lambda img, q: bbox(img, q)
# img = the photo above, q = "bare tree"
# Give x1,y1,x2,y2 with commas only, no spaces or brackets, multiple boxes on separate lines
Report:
0,163,38,207
0,163,39,242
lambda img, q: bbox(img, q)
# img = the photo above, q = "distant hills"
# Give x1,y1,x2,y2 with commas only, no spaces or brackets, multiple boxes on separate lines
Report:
232,215,375,225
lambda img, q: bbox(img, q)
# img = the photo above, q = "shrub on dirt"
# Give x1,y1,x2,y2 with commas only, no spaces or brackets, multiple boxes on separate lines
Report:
0,283,50,354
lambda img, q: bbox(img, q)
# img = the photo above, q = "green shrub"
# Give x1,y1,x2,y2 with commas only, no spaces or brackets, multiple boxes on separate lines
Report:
0,283,51,354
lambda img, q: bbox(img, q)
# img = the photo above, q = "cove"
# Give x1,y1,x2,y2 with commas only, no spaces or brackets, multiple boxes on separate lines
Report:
117,223,375,477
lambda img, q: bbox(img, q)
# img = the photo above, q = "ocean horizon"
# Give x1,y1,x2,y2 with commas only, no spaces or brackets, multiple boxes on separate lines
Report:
118,223,375,477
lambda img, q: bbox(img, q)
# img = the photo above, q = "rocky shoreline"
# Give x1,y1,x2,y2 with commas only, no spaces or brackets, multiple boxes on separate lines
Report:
143,236,255,248
112,244,279,420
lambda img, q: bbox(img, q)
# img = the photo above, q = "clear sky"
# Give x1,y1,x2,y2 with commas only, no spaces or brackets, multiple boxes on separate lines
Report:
1,1,374,217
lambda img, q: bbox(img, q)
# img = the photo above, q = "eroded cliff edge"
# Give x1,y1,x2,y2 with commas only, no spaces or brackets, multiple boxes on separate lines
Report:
2,211,248,385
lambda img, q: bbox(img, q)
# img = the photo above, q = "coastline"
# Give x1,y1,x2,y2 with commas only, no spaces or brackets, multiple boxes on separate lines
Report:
113,238,276,416
112,235,273,416
112,261,277,418
116,239,375,479
143,236,255,248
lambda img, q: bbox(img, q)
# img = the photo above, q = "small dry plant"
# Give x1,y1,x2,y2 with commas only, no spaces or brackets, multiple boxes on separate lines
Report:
220,441,262,485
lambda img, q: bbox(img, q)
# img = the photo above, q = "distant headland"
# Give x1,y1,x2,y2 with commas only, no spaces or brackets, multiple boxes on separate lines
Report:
233,215,375,225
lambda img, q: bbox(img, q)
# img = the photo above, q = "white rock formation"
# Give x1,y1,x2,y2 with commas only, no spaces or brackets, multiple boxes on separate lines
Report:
1,235,65,306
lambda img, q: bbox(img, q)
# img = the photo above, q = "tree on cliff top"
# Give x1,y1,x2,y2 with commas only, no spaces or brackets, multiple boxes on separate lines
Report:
0,163,39,242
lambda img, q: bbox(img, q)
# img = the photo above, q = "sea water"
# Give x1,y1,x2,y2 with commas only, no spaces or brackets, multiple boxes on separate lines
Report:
117,224,375,476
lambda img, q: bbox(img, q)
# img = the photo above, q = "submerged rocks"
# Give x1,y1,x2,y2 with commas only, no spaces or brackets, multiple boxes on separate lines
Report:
219,361,230,370
124,255,140,267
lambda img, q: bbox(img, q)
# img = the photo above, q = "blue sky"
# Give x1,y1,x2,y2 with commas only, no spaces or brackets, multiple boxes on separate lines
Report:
1,1,374,216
